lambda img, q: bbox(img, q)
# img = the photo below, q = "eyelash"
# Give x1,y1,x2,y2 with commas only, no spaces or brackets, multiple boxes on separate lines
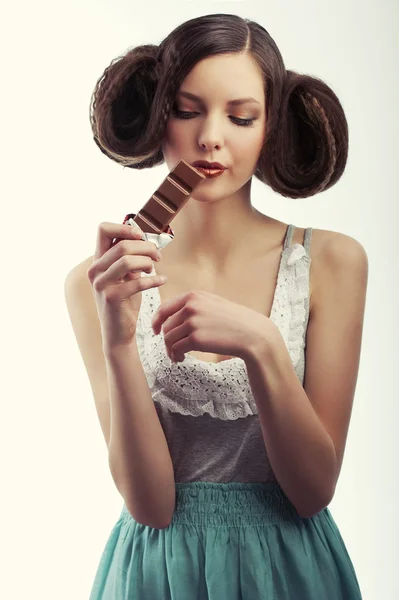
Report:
173,109,255,128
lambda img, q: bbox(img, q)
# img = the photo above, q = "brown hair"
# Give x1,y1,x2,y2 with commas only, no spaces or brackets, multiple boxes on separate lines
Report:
90,14,348,199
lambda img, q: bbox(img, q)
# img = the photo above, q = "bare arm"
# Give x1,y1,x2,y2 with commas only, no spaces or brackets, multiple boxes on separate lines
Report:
105,343,175,529
64,258,175,529
245,334,338,518
244,234,368,518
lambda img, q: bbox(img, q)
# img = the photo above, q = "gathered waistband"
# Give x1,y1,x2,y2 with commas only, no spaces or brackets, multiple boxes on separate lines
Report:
120,481,315,527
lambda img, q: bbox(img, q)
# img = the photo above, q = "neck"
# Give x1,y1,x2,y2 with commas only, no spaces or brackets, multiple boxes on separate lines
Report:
164,182,267,273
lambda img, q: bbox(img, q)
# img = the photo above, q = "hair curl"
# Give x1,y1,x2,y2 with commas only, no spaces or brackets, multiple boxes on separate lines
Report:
90,14,348,198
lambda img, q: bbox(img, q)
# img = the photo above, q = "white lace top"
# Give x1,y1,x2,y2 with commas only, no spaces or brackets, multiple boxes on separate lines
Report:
135,224,312,483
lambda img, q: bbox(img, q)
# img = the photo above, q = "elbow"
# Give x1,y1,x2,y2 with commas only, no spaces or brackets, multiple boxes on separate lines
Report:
157,519,173,530
295,485,336,519
297,504,328,519
125,496,175,530
296,456,338,519
149,512,173,529
126,504,173,529
146,518,172,530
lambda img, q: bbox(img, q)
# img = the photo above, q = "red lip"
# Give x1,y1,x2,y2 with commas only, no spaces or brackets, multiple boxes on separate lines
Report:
194,167,225,178
191,161,226,170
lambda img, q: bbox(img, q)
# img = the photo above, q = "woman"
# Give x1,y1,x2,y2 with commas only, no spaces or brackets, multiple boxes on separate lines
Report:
84,13,366,599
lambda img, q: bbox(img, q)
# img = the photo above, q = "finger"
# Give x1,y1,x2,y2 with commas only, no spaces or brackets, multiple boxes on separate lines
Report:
111,222,145,248
170,337,190,362
105,274,169,303
95,222,143,261
95,253,154,290
159,309,185,336
90,237,160,284
164,322,192,357
152,291,192,332
153,299,189,335
171,350,185,363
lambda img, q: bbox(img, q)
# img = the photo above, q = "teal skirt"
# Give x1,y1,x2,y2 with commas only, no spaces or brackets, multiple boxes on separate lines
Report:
89,481,362,599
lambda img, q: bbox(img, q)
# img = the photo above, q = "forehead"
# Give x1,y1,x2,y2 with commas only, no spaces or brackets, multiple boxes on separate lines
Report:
179,53,265,105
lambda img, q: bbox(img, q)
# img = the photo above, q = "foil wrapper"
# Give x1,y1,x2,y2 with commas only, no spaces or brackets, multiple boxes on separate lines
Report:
123,213,175,251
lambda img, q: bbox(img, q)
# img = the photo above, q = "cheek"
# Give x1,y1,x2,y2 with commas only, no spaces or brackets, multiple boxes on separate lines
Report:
162,124,184,164
234,130,264,161
164,121,188,148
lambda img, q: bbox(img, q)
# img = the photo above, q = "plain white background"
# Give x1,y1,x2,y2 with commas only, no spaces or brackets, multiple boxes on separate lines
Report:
1,1,398,598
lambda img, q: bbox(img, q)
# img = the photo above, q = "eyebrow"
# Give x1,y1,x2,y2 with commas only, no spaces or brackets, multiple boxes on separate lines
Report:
177,91,261,106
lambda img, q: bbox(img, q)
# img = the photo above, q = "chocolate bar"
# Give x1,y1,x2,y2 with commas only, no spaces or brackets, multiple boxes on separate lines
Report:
132,159,205,234
111,159,205,251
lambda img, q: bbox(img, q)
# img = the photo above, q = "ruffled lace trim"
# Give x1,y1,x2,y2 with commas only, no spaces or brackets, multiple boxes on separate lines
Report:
135,241,311,420
282,243,311,367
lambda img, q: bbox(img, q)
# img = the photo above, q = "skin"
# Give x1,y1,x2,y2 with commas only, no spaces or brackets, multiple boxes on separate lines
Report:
160,52,276,275
151,52,369,514
151,51,369,514
155,51,301,363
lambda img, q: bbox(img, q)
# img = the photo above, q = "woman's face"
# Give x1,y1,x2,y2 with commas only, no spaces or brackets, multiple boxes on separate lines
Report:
161,52,266,200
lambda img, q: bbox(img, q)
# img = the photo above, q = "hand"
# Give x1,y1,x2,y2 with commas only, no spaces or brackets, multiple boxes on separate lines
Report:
87,221,166,350
151,290,271,363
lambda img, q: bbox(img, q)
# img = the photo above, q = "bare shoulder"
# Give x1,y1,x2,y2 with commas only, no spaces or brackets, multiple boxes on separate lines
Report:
308,227,368,260
309,228,369,313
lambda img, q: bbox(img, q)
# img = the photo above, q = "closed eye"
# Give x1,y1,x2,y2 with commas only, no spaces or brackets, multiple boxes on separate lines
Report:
172,109,255,128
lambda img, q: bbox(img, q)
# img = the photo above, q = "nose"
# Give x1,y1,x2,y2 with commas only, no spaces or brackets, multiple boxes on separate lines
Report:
197,118,223,151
